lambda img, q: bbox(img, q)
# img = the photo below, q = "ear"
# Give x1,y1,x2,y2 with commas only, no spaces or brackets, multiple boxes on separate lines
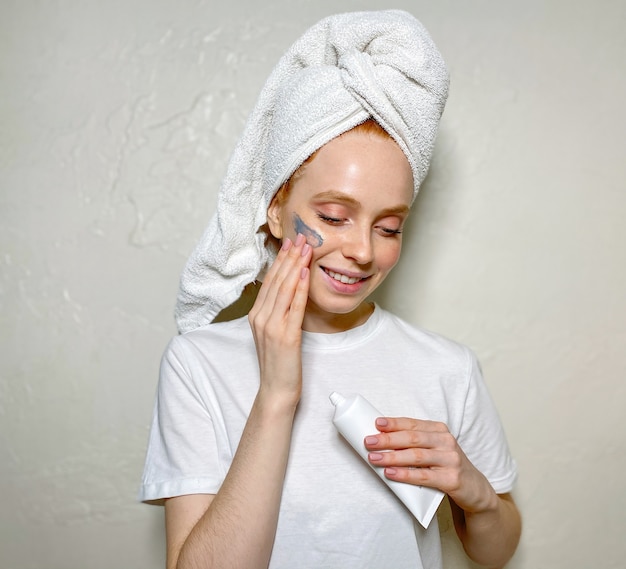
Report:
266,195,284,240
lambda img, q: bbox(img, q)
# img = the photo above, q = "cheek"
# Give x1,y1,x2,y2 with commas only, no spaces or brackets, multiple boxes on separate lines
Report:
292,213,324,248
378,240,403,271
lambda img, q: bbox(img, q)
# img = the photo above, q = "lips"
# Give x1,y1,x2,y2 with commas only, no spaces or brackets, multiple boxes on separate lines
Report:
323,268,368,285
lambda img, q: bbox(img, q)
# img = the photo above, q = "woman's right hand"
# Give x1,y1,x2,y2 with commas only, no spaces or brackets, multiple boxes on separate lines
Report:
169,235,313,569
248,233,312,404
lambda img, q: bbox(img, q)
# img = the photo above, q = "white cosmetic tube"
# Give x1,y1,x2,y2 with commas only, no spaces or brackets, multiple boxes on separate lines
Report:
329,391,444,528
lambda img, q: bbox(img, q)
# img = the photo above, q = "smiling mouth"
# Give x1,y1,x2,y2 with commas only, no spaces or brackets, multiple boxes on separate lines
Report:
323,268,368,285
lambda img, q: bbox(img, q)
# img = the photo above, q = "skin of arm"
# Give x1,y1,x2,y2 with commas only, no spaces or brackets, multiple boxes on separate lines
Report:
449,491,520,569
164,235,312,569
365,417,521,568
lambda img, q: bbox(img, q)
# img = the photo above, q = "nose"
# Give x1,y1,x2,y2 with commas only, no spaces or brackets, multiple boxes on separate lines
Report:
341,227,374,265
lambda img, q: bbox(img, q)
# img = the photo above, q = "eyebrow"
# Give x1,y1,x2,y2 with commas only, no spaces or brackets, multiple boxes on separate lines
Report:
312,190,410,216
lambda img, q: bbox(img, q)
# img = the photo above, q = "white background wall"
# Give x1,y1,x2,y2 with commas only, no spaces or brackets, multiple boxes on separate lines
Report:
1,0,624,567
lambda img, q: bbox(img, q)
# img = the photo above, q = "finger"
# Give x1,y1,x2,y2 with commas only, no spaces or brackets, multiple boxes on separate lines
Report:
285,265,310,329
254,235,306,315
381,466,444,489
364,428,454,452
251,236,311,330
266,238,311,317
368,447,449,469
375,416,450,434
383,461,469,496
252,238,293,312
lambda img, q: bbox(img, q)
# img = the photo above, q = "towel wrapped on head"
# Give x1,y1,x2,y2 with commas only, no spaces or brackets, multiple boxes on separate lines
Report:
175,9,449,333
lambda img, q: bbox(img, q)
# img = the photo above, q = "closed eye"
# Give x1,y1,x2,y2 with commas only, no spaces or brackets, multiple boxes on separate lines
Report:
316,212,345,224
379,227,402,235
317,211,403,235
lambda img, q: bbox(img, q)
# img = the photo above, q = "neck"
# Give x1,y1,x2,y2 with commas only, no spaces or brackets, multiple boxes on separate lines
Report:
301,301,374,333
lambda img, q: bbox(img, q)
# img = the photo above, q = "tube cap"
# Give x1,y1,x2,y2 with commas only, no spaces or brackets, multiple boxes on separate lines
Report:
329,392,346,406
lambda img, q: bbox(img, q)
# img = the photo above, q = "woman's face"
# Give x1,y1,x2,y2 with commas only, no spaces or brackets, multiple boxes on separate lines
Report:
267,127,414,333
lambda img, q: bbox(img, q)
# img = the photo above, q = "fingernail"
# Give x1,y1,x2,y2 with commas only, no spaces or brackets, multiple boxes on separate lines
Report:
365,436,378,446
295,233,305,246
281,238,292,251
376,418,388,428
300,267,308,279
301,243,311,257
368,452,383,462
385,467,397,476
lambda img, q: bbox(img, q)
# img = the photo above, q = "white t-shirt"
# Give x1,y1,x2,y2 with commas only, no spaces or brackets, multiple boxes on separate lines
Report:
140,305,517,569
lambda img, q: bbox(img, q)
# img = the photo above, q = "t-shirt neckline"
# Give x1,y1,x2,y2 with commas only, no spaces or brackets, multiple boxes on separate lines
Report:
301,303,383,350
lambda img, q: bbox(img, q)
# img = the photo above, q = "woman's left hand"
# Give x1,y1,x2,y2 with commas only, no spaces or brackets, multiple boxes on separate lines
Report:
365,417,497,514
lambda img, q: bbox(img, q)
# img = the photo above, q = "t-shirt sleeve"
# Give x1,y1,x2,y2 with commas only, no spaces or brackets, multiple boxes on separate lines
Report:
138,335,225,504
455,349,518,494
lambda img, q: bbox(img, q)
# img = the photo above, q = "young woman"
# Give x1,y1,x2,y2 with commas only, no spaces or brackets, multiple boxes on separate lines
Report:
140,11,521,569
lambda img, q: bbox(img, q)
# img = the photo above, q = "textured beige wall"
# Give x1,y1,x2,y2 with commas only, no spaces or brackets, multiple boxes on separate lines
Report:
1,0,624,567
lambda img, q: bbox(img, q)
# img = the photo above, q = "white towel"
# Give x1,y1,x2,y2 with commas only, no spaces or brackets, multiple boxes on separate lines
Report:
175,10,449,333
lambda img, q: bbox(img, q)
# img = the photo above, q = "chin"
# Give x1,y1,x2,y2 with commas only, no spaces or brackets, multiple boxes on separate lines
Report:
307,294,368,317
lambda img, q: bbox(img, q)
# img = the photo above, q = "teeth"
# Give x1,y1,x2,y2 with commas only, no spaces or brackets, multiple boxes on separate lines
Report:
326,269,362,285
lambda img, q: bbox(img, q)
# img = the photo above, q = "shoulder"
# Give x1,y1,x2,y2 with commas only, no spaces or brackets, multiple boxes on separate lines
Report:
377,307,474,370
171,315,252,349
162,315,255,370
157,315,259,401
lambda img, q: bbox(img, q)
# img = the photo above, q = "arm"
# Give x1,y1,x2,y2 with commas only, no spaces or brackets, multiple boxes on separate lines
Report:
449,491,520,569
165,235,312,569
365,417,521,568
